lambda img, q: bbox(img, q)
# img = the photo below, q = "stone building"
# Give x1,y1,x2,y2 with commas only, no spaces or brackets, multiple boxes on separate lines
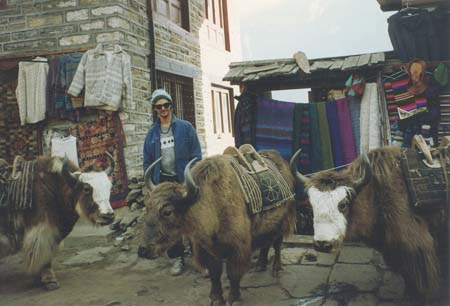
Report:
0,0,242,179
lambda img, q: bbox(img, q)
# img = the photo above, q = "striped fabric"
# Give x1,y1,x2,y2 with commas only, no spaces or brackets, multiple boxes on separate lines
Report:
347,96,361,155
360,83,382,153
309,103,323,172
255,97,295,160
7,159,35,210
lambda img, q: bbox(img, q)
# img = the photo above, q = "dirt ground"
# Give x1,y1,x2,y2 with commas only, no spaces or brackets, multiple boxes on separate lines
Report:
1,218,449,306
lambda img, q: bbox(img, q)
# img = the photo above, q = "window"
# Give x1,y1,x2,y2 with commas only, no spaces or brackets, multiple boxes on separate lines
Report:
156,70,196,127
153,0,189,30
211,85,233,135
205,0,230,51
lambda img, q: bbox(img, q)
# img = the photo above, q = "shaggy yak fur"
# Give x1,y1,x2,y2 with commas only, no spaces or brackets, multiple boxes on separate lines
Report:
139,150,296,306
293,146,448,303
0,156,115,290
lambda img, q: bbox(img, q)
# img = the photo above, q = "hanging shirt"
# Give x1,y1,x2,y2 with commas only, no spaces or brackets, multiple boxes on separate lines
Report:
15,57,49,125
51,135,79,167
68,44,132,111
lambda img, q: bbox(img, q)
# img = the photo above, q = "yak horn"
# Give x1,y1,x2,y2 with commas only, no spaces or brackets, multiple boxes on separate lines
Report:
62,154,79,186
183,158,199,201
290,148,310,184
144,157,161,191
104,151,115,176
353,153,372,192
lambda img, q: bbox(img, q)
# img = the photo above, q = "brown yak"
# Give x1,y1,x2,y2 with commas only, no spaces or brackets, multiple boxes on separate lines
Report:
0,154,115,290
291,146,448,303
138,150,296,306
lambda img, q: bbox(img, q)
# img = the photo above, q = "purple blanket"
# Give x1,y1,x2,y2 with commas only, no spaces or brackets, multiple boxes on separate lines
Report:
335,98,357,163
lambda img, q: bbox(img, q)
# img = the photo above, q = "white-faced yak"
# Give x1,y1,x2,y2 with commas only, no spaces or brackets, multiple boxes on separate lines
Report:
0,154,115,290
291,146,448,304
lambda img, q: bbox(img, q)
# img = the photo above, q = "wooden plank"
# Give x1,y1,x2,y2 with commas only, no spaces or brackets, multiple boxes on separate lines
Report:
342,55,360,70
356,54,371,67
370,52,385,65
310,60,334,71
223,67,245,81
329,60,344,70
243,63,279,75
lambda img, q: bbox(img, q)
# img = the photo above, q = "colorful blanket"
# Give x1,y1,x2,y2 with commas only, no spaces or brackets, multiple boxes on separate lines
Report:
317,102,334,169
70,113,128,208
255,97,295,160
326,101,344,167
293,103,312,174
336,98,357,163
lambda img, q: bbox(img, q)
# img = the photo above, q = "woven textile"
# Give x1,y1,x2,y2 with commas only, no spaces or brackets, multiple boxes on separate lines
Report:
293,103,312,174
7,159,35,210
255,97,295,160
335,98,357,163
401,148,449,210
0,82,43,164
360,83,381,153
317,102,334,169
326,101,344,167
229,157,294,215
70,113,128,208
347,96,361,155
309,103,323,172
234,93,256,147
439,94,450,140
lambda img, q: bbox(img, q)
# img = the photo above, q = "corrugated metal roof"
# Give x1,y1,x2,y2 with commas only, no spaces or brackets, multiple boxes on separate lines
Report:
223,52,385,83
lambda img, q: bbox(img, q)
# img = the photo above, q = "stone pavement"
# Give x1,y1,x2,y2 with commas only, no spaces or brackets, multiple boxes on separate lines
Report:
0,220,448,306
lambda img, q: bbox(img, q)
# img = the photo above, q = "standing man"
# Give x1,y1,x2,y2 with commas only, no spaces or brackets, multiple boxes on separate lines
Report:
143,88,202,276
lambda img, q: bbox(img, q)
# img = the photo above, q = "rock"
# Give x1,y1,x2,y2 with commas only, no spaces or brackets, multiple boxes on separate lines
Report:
105,301,121,306
127,189,141,201
130,202,139,211
120,244,131,251
119,210,141,231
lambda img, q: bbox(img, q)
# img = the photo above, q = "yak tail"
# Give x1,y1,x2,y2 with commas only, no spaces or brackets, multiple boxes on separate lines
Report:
23,223,60,274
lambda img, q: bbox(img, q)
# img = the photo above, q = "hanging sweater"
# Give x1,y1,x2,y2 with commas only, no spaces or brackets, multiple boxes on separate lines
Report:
68,44,132,111
15,58,49,125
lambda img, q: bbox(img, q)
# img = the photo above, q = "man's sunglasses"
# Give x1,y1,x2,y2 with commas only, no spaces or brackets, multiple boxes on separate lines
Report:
154,102,173,110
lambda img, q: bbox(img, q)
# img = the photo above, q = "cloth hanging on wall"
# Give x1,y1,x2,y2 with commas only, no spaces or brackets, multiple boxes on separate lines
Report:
360,83,381,153
309,103,323,172
326,101,344,167
316,102,334,169
69,113,128,208
15,57,49,125
293,103,312,174
335,98,357,163
51,135,79,167
388,8,440,62
234,93,256,147
347,96,362,155
68,44,132,111
0,82,43,163
255,97,295,160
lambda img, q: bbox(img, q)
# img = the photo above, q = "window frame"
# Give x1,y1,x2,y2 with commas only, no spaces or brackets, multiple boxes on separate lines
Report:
153,0,190,31
211,85,234,136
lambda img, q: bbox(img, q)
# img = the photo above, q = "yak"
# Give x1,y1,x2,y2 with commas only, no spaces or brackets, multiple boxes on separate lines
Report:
291,146,448,303
0,154,115,290
138,150,297,306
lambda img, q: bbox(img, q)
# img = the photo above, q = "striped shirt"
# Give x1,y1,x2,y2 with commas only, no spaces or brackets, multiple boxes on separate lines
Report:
68,44,132,111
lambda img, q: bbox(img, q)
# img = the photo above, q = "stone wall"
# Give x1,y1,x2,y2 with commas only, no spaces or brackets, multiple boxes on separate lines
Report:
0,0,151,178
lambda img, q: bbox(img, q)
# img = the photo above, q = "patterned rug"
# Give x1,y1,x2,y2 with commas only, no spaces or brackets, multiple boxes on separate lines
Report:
70,113,128,208
0,82,43,164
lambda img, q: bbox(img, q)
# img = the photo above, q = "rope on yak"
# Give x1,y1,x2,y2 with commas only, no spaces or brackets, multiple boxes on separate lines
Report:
229,157,294,215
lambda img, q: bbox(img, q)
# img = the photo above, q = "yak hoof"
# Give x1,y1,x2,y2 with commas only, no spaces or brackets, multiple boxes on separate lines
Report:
44,281,60,291
210,298,226,306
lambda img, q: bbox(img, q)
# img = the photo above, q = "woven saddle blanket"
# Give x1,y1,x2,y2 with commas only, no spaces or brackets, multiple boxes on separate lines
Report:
401,148,450,210
226,146,294,215
0,157,36,211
